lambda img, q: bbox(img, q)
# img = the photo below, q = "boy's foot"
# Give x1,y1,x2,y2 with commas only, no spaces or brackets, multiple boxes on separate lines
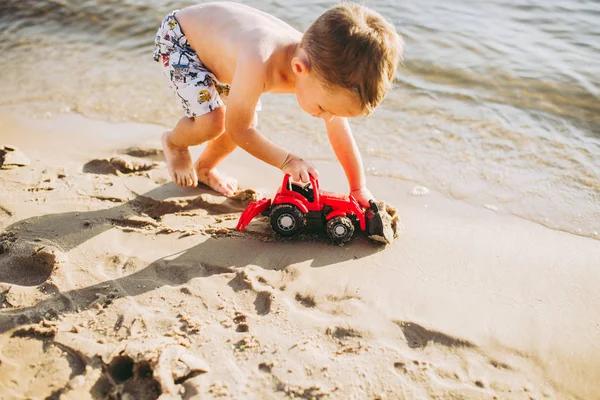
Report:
161,131,198,187
195,164,238,196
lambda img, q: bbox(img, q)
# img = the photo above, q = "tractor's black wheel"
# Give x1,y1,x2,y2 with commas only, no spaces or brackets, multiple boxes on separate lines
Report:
326,216,355,243
270,204,306,237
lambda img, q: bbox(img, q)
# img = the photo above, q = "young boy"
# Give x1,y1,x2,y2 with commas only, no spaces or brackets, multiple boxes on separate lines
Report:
153,2,402,208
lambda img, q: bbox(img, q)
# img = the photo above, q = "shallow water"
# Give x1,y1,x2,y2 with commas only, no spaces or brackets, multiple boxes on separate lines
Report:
0,0,598,239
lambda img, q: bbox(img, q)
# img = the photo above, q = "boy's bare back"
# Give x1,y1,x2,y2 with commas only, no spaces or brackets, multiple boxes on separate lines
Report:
175,2,300,93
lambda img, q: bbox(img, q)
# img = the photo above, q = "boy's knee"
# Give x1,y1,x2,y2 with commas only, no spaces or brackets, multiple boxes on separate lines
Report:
195,107,226,139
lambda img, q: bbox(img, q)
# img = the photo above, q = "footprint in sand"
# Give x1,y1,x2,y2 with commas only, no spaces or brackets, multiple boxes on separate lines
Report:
102,355,161,399
226,269,275,316
83,155,158,175
0,237,66,286
55,334,209,399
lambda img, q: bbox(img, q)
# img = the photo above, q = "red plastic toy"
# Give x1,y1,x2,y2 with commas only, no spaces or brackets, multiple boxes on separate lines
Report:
236,174,385,243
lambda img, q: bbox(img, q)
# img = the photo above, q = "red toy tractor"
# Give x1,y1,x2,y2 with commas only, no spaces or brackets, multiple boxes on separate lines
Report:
236,174,385,243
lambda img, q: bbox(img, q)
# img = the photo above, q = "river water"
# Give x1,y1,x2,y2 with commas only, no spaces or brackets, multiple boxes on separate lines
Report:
1,0,598,239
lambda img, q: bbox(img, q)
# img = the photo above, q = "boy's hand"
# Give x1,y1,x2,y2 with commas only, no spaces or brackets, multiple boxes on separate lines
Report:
351,187,375,208
281,153,319,182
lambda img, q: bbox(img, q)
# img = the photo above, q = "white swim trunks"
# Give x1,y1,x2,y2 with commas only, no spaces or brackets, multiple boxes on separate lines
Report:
153,11,260,118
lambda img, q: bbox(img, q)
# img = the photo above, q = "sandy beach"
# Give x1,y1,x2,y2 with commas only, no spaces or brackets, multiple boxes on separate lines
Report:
0,112,598,399
1,0,599,398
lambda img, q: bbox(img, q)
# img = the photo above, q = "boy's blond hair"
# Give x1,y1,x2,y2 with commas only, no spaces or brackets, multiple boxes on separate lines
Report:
301,3,403,115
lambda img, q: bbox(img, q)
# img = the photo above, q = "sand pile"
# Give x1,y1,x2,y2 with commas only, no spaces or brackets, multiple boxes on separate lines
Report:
0,145,30,169
367,201,402,244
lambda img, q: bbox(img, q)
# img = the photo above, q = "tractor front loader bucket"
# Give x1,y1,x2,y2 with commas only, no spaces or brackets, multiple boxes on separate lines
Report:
366,200,385,237
236,198,272,232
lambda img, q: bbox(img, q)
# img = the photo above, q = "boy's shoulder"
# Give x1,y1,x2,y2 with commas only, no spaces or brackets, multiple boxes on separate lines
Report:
186,2,298,35
181,2,301,55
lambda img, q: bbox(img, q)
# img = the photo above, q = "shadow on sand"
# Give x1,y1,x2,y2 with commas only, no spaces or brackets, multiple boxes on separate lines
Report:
0,183,383,334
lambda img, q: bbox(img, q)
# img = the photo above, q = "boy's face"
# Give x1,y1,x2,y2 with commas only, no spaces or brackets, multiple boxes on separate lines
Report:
293,57,363,121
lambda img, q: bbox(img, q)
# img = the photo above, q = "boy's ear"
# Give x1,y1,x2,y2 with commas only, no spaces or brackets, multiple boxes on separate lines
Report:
291,54,310,76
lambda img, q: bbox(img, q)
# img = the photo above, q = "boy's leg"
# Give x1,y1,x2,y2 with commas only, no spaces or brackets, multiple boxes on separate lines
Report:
162,107,225,187
194,132,238,196
194,110,258,196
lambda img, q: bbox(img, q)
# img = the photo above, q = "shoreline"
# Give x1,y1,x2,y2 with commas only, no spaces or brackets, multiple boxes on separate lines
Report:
1,112,599,399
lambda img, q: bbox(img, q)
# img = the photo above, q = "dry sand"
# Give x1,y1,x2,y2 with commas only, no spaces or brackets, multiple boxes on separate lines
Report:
0,113,599,400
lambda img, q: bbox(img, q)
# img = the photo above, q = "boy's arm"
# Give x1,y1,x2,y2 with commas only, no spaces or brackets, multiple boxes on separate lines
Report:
225,57,288,167
325,116,374,206
225,55,318,182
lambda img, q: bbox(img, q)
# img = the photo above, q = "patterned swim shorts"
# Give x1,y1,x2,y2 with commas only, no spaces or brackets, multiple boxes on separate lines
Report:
153,11,260,118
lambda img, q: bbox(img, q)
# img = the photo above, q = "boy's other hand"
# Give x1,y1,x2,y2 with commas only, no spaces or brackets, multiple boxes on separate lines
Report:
350,187,375,208
281,153,319,182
